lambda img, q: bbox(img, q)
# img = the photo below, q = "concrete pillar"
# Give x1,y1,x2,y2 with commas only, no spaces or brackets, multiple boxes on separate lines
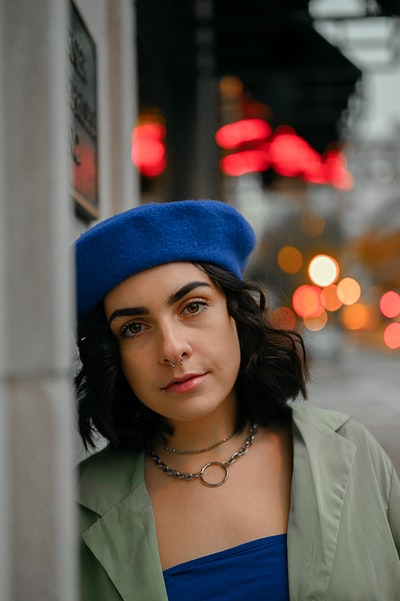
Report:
0,0,139,596
0,34,10,596
0,1,76,599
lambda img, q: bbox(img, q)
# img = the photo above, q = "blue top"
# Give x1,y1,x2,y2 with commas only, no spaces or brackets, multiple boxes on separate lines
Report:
163,534,289,601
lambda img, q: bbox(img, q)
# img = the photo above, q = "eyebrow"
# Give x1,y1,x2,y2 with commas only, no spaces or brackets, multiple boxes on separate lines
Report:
108,280,211,325
167,280,211,305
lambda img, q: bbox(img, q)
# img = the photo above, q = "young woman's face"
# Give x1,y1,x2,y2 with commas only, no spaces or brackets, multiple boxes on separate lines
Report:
104,263,241,426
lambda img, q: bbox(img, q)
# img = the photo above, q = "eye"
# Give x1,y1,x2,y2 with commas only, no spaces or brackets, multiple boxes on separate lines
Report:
120,321,148,338
182,300,208,316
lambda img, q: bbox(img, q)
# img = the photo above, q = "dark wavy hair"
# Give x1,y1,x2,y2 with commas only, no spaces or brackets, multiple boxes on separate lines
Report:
75,263,308,451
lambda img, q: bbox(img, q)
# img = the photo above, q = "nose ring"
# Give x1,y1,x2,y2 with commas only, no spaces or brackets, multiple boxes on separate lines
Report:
166,353,184,368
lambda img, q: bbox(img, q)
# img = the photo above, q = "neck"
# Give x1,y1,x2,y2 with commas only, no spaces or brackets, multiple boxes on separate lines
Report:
160,408,238,455
166,422,236,454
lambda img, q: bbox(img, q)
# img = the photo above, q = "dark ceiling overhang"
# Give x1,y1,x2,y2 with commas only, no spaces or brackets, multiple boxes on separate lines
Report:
213,1,363,152
374,0,400,16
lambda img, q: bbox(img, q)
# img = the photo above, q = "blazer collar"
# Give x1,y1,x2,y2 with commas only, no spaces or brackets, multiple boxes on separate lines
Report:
288,405,356,599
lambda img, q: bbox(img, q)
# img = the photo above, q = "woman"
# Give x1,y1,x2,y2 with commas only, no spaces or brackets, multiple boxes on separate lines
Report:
75,200,400,601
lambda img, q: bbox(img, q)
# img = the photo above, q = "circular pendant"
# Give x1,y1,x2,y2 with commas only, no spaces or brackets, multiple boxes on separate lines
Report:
200,461,229,487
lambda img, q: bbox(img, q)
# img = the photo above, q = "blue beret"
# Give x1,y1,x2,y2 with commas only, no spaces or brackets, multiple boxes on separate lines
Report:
75,199,256,322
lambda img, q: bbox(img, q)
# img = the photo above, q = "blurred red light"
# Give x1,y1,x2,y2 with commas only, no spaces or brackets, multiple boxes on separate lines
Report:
269,131,322,180
323,150,353,190
216,121,353,189
269,132,302,177
131,123,166,177
135,123,165,139
379,291,400,319
292,285,322,318
215,119,272,150
220,148,270,176
302,149,326,184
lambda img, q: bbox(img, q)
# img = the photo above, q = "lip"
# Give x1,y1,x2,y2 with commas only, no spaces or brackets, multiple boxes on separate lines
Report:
162,373,207,394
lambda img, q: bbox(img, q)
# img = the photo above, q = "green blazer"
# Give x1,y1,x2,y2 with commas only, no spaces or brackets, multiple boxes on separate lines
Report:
78,405,400,600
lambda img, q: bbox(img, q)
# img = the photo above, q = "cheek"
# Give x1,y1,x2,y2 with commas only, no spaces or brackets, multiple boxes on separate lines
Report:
228,316,240,347
231,328,241,370
221,317,241,366
120,350,144,392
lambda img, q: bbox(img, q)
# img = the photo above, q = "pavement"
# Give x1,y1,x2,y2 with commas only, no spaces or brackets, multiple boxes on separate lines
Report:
305,344,400,473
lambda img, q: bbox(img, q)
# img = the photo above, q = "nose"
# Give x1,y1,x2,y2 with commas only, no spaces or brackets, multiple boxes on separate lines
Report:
157,320,191,367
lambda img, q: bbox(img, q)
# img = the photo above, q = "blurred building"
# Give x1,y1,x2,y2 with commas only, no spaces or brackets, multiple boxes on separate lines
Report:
134,0,364,200
133,0,400,352
350,137,400,290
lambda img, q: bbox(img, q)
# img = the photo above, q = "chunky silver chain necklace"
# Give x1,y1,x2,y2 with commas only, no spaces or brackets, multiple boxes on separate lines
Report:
147,423,258,488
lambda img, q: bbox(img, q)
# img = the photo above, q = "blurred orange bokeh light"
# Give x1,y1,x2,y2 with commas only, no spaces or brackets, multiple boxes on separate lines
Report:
271,306,297,330
384,323,400,349
304,309,328,332
320,284,342,312
340,303,375,330
277,245,303,274
292,285,322,318
337,277,361,305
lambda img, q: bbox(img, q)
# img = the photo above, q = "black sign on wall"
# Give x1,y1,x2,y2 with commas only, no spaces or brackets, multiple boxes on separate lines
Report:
69,3,98,220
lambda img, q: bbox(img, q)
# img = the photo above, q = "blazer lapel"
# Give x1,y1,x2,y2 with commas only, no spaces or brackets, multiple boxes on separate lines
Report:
288,406,356,599
79,450,168,601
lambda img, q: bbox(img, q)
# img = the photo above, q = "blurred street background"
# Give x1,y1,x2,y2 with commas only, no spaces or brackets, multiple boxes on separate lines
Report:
2,2,399,597
132,0,400,468
308,346,400,472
